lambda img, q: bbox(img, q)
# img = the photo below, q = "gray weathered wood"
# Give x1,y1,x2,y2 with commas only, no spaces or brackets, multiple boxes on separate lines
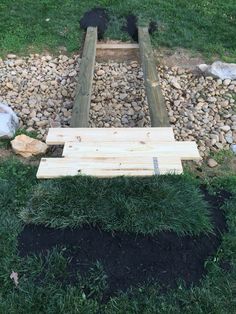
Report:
96,42,139,62
71,27,97,127
138,27,170,127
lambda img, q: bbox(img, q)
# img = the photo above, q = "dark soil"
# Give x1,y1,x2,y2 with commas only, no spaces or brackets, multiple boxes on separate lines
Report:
123,15,158,42
18,189,230,298
80,10,157,42
80,8,109,40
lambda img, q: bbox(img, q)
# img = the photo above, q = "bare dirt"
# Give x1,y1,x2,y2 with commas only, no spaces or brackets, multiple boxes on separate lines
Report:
80,8,109,40
154,47,206,69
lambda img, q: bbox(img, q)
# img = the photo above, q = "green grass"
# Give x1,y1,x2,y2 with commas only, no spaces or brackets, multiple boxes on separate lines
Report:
209,149,235,164
0,158,236,313
0,128,38,149
0,0,235,59
21,174,212,235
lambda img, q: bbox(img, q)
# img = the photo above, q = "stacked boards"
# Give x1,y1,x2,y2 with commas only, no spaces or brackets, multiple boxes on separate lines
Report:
37,127,201,178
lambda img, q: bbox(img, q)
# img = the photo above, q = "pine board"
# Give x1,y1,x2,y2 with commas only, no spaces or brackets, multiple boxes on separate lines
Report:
36,156,183,179
37,127,200,179
62,141,200,160
46,127,175,145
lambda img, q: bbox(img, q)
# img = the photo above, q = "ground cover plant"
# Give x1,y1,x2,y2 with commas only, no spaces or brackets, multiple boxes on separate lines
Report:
0,0,235,59
0,157,236,313
21,174,212,234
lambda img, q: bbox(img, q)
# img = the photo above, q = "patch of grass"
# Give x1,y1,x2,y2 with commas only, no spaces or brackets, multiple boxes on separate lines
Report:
21,174,212,235
209,149,235,164
0,158,236,313
103,270,236,313
0,128,38,149
0,158,37,210
15,128,39,139
193,151,236,180
205,175,236,196
0,138,10,149
0,0,235,58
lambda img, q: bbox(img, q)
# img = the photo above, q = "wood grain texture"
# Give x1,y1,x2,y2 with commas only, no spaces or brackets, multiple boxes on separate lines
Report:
36,156,183,179
96,43,139,49
70,27,97,127
96,42,139,62
138,27,170,127
62,141,200,160
46,127,175,145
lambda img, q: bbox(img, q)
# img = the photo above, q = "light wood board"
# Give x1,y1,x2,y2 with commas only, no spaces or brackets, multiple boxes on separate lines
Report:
46,127,175,145
37,156,183,178
37,127,201,179
62,141,200,160
96,43,139,49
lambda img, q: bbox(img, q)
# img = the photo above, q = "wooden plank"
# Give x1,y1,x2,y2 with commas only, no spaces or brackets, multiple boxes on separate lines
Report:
96,42,139,62
157,157,183,175
138,27,170,127
62,141,201,160
46,127,175,145
70,27,97,127
96,43,139,49
37,156,183,179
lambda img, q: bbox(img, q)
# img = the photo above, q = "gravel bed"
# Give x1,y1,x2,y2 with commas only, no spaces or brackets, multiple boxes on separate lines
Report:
0,53,236,157
89,62,150,128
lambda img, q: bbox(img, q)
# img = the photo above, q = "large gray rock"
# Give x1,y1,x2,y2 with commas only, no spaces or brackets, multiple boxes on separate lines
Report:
0,103,19,138
197,61,236,80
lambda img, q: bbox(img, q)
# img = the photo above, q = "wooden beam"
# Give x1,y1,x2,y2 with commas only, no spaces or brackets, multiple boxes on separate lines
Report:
138,27,170,127
70,27,97,127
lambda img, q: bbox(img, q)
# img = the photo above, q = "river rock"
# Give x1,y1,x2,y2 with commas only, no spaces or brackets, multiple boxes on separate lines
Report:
11,134,48,158
207,158,218,168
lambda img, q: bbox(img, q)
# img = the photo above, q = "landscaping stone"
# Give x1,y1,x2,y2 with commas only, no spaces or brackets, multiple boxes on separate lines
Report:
197,61,236,80
207,158,218,168
0,103,19,138
11,134,48,158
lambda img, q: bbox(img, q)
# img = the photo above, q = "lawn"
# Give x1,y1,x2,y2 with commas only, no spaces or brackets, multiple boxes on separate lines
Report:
0,0,236,59
0,157,236,313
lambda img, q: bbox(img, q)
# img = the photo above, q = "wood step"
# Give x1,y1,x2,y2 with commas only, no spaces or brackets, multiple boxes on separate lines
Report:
36,156,183,179
46,127,175,145
37,127,201,179
62,141,200,160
